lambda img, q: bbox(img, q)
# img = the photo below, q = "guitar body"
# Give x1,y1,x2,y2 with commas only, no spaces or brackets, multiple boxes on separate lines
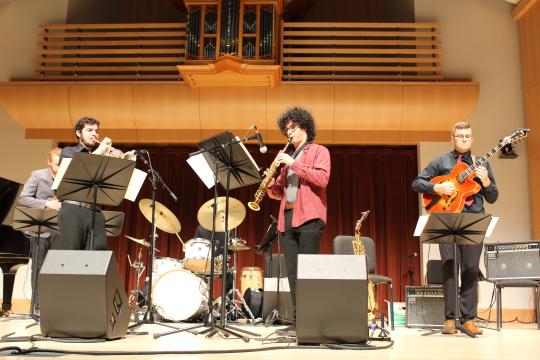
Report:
422,162,481,213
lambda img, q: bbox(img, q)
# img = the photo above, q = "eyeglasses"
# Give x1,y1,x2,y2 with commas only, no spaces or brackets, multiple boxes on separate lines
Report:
453,134,472,139
284,124,298,133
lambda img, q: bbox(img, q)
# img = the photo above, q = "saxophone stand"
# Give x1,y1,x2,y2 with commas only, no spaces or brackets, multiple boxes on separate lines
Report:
11,207,59,327
179,131,262,341
417,212,493,338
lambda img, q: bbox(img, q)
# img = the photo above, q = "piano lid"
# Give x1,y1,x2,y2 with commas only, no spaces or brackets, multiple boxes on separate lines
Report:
0,177,23,226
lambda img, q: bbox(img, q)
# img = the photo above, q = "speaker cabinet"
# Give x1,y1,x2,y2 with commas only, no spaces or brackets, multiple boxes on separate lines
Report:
485,242,540,280
405,286,445,328
39,250,130,339
297,254,368,344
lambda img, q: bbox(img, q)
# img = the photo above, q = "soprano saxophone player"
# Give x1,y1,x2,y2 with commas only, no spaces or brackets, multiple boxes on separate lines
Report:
266,106,331,336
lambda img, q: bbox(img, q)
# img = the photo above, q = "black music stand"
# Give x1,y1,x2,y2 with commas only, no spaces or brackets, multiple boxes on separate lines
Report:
155,131,261,341
56,153,135,250
12,207,59,321
102,211,125,237
419,212,492,338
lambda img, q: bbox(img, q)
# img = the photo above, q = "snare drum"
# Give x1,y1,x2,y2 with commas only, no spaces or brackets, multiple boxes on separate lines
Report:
183,238,224,275
153,269,208,322
240,266,263,295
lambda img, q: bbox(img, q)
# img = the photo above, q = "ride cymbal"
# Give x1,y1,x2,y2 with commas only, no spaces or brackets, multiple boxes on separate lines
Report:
197,197,246,232
139,199,181,234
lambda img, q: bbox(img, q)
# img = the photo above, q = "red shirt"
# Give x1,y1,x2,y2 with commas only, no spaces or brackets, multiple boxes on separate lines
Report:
267,143,331,232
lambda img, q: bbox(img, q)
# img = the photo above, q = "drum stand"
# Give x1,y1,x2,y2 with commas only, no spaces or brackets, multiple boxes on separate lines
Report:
223,246,255,322
127,248,146,322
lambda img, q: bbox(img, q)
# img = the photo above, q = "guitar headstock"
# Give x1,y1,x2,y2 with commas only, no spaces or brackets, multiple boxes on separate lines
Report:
354,210,370,234
502,128,530,146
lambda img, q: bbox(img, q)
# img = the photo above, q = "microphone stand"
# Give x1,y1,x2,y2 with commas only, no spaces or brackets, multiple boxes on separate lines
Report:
128,150,179,334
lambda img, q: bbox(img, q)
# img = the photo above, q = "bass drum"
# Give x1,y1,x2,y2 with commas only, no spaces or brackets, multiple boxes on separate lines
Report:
153,269,208,322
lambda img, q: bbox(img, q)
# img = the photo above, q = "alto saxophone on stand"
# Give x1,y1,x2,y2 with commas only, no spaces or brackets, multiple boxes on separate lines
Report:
247,139,291,211
352,210,379,321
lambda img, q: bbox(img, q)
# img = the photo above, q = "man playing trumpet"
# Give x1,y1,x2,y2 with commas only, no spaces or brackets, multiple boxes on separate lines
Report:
266,106,331,336
57,117,115,251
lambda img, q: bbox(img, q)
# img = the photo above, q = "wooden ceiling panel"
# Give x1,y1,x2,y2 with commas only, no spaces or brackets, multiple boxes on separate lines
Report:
334,84,402,131
199,87,267,130
133,84,200,129
401,83,479,130
0,84,70,129
69,84,135,129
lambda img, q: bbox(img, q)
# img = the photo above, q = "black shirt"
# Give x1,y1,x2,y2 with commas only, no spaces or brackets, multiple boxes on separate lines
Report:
59,143,92,165
411,150,498,213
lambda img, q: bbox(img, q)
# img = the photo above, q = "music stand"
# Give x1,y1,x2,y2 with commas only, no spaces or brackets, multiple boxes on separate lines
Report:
12,207,59,321
55,153,135,250
418,212,492,338
102,211,125,237
158,131,261,341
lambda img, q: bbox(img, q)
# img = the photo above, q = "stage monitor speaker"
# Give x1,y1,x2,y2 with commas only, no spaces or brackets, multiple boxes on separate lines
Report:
297,254,368,344
405,286,445,328
39,250,130,339
484,241,540,280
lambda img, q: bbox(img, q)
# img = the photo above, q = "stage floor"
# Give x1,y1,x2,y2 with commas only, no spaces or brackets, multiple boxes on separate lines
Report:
0,316,538,359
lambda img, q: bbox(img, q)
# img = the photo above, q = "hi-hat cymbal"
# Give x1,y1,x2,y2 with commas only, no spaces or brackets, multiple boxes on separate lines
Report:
139,199,181,234
197,197,246,232
125,235,151,248
228,243,250,251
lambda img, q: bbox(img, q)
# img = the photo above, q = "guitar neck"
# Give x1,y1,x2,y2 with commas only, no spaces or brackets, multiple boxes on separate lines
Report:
457,142,504,182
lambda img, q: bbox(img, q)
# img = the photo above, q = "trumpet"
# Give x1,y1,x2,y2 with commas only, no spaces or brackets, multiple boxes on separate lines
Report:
96,139,136,161
248,139,291,211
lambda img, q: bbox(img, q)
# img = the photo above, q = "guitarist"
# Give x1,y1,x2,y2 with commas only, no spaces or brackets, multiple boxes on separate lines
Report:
411,121,498,335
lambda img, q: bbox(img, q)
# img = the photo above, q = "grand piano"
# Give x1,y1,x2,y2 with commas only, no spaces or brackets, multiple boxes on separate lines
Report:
0,177,29,315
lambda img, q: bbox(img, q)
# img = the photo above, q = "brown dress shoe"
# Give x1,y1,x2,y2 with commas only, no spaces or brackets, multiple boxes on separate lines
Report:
462,320,483,335
442,320,458,334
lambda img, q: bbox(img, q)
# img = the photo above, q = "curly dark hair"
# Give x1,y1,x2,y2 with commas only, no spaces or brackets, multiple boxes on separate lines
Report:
277,106,316,142
74,117,100,133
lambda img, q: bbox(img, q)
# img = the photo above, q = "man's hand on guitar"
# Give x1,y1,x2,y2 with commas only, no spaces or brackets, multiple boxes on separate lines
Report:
474,166,491,187
434,182,456,196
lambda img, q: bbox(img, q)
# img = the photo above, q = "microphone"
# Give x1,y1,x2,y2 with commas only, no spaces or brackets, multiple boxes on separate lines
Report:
407,252,418,260
254,126,268,153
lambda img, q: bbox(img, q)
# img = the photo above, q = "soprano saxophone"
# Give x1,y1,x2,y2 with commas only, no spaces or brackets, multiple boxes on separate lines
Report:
247,139,291,211
353,210,378,321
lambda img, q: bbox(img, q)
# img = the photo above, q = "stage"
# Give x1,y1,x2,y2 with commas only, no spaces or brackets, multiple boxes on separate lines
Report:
0,316,537,359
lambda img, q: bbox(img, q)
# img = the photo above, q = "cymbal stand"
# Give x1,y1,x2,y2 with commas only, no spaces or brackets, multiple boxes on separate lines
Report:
127,247,146,322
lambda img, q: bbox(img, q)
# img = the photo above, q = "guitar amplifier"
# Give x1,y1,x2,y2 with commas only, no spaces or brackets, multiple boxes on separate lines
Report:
484,241,540,280
406,286,445,328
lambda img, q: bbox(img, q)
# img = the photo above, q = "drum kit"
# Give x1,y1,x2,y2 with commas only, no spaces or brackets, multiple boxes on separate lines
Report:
126,197,257,323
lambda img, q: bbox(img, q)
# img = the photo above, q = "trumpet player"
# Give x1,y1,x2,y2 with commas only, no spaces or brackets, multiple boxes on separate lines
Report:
266,106,331,336
57,117,110,251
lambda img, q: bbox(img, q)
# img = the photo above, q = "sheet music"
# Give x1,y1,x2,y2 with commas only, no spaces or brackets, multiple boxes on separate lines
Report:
485,216,499,238
187,153,216,189
414,215,429,236
51,158,71,190
125,168,147,202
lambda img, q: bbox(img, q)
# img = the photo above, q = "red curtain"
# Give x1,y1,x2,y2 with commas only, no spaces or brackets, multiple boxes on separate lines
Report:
107,145,420,304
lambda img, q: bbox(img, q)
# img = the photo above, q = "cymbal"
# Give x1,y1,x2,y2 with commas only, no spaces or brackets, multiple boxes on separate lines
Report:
139,199,181,234
197,197,246,232
125,235,151,248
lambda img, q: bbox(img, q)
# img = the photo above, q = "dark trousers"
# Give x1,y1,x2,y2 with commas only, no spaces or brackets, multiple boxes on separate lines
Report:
29,234,58,312
58,203,107,250
281,209,325,312
439,242,483,322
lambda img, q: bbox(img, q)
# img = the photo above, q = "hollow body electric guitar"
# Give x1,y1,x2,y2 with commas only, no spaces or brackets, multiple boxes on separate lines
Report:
423,128,529,213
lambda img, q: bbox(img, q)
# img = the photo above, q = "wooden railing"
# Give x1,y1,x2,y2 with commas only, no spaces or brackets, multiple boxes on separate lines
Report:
36,23,186,80
35,22,441,82
281,22,442,81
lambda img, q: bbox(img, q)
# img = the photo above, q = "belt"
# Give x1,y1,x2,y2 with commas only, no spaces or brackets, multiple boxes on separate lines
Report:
63,200,101,211
285,202,295,210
